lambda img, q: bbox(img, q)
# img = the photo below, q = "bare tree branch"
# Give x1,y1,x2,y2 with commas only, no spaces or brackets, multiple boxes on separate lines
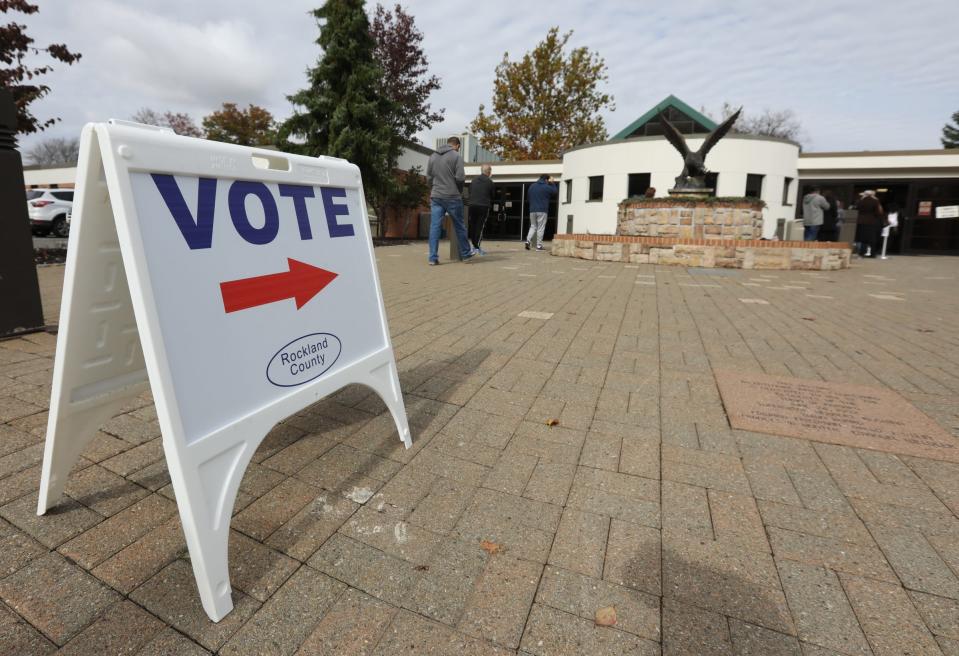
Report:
23,135,79,165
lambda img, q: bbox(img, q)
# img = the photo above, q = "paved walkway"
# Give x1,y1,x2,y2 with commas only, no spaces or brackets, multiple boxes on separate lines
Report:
2,243,958,655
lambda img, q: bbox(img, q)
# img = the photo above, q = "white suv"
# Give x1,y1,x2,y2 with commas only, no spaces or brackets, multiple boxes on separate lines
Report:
26,188,73,237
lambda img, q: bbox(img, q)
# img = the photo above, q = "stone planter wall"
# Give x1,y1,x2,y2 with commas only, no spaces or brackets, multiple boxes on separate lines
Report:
617,199,764,241
552,235,851,271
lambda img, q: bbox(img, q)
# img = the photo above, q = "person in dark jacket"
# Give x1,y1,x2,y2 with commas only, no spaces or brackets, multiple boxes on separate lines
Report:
468,164,494,254
525,174,558,251
818,189,840,242
427,136,476,265
855,190,884,257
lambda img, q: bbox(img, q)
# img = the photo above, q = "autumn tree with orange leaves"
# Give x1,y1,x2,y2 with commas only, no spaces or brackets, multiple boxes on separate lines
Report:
203,103,276,146
470,27,613,160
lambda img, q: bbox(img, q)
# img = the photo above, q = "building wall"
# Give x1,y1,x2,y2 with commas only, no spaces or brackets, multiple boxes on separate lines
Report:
396,145,431,173
23,166,77,188
560,135,799,237
464,160,562,184
435,133,499,164
797,149,959,179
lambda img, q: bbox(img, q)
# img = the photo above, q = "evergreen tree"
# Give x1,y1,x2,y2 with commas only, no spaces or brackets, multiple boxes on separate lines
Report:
943,110,959,149
281,0,397,206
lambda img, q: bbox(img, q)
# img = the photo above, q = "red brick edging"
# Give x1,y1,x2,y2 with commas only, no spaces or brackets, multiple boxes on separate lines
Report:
553,234,850,250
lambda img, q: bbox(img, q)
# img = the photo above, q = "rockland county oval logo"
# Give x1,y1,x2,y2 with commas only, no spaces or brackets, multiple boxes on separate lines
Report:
267,333,341,387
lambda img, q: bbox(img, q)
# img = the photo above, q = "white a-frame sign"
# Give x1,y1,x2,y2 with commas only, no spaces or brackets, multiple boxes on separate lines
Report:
38,121,411,622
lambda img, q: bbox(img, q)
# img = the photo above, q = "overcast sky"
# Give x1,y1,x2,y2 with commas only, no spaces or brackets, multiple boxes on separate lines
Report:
18,0,959,155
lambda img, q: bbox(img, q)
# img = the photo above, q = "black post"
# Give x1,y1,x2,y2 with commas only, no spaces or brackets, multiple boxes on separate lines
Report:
0,89,45,337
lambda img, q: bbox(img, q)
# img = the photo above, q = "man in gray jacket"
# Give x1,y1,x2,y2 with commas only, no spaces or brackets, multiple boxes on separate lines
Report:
802,187,829,241
427,136,476,265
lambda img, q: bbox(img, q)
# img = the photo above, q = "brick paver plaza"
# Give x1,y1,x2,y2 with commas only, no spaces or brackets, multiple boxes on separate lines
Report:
2,243,958,655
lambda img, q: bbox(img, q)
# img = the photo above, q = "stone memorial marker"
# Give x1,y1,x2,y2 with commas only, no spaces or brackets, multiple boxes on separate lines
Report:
716,371,959,463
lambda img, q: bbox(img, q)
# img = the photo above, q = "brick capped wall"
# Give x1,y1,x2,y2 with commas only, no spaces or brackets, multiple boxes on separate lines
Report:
617,199,764,241
552,234,851,270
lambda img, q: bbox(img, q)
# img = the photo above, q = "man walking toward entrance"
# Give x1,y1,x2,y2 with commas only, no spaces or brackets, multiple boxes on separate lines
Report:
427,136,476,265
525,174,558,251
468,164,494,254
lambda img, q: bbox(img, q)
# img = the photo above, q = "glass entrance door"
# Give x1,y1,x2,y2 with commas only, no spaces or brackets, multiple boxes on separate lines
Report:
479,180,561,242
485,183,524,240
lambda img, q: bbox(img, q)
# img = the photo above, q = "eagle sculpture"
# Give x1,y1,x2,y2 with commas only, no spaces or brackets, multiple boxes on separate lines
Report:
658,107,741,191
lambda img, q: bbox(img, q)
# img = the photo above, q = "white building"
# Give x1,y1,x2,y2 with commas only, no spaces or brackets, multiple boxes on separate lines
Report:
561,133,798,237
464,95,959,253
22,165,77,188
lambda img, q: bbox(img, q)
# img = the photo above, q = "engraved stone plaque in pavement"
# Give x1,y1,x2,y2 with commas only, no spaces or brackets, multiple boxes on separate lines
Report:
716,371,959,462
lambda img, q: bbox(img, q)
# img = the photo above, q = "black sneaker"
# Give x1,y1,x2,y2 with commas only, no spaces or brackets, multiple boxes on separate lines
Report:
524,241,530,250
428,260,439,266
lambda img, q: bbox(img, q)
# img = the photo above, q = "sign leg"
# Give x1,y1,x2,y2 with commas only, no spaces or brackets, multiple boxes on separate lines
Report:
364,361,412,448
164,434,263,622
38,401,127,513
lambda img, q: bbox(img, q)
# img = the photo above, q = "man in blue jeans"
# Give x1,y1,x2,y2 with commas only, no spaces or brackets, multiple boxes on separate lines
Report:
427,136,476,265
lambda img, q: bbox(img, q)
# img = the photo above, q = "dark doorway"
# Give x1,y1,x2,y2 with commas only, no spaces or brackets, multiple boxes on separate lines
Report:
798,178,959,254
486,182,523,240
483,181,559,242
908,181,959,253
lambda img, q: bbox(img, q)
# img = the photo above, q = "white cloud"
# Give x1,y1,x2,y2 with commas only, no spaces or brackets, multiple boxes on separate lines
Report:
94,9,274,107
16,0,959,154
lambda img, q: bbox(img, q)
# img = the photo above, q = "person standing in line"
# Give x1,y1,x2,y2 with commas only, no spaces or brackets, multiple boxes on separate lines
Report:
818,189,840,242
855,189,884,257
468,164,494,255
427,136,477,266
801,186,829,241
525,174,558,251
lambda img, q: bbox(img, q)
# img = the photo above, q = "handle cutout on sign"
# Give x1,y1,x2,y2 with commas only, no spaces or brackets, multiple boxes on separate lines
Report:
251,153,291,172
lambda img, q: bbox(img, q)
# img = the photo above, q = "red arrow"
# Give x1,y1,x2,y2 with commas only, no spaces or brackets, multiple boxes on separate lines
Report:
220,258,338,313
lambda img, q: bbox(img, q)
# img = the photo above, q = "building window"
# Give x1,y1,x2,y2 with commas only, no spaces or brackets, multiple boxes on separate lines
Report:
588,176,604,201
564,180,572,204
745,174,764,199
705,172,719,197
782,177,793,205
627,173,651,198
566,215,574,233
